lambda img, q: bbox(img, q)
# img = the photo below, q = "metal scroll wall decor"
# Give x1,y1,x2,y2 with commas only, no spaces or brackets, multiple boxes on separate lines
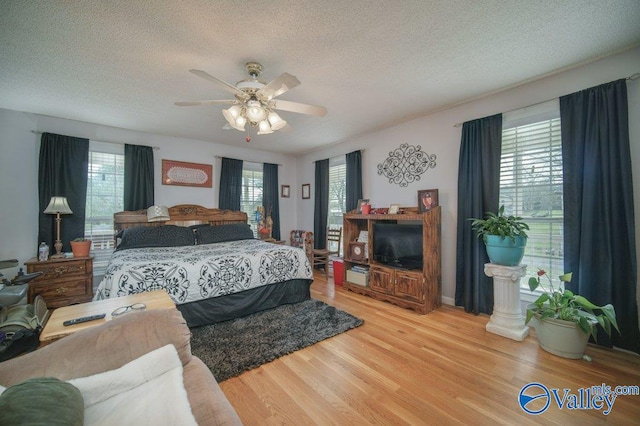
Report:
377,143,437,187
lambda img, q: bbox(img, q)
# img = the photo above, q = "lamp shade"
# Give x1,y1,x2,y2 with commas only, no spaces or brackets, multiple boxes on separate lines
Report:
147,205,170,222
246,100,267,122
222,104,242,126
257,120,273,135
267,111,287,131
44,196,73,214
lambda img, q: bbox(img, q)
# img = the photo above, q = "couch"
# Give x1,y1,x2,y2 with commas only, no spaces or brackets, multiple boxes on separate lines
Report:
0,308,242,425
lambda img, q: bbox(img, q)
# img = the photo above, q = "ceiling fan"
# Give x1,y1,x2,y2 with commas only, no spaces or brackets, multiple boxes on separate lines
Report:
175,62,327,136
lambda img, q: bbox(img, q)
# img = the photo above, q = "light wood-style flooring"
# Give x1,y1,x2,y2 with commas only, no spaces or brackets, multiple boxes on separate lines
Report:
220,273,640,425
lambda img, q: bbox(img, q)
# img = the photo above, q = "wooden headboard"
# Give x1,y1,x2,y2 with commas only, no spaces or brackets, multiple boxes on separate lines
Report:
113,204,248,234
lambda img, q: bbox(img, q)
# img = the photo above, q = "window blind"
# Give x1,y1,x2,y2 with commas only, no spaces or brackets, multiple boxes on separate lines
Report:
241,163,263,236
85,144,124,274
500,116,564,290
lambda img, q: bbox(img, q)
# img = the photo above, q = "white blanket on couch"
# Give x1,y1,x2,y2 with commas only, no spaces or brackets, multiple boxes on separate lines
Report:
69,344,197,425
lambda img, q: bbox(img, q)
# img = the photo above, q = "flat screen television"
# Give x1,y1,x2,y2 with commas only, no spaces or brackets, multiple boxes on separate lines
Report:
373,222,423,270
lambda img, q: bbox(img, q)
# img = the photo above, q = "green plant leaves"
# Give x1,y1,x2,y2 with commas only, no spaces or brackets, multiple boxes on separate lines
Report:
469,205,529,243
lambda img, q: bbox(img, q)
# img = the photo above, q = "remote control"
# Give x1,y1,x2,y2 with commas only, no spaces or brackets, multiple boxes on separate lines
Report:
63,313,106,326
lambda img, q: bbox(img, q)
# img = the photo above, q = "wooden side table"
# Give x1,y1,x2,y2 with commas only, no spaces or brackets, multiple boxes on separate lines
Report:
40,290,175,343
25,256,93,308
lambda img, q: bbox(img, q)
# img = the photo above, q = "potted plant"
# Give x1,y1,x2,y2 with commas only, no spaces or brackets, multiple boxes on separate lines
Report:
70,237,92,258
525,269,619,359
470,205,529,266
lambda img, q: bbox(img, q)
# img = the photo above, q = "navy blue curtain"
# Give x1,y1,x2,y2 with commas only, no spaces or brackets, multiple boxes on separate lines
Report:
345,150,363,213
219,157,243,211
314,159,329,250
455,114,503,315
263,163,281,240
38,133,89,253
124,144,154,211
560,79,639,353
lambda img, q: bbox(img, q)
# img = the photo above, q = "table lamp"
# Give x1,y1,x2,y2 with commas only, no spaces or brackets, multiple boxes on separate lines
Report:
44,196,73,258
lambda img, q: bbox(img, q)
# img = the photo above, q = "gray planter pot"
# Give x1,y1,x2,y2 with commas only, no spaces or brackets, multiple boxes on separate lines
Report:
530,315,592,359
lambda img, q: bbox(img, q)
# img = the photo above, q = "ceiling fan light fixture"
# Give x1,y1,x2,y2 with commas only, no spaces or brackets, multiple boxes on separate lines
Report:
267,111,287,131
246,100,267,123
230,115,247,131
257,120,273,135
222,104,242,126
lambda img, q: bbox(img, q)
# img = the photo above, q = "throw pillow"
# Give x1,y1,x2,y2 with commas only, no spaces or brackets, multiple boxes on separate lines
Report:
0,377,83,425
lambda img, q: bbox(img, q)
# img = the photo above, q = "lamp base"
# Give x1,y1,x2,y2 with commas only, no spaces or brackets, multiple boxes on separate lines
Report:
51,240,65,259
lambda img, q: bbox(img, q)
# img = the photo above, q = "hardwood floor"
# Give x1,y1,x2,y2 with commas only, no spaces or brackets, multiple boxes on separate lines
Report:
220,273,640,425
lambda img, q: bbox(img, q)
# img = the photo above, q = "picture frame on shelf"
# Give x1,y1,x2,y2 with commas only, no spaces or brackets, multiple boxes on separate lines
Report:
281,185,290,198
356,199,370,214
302,183,311,199
418,189,438,212
349,241,366,261
388,204,400,214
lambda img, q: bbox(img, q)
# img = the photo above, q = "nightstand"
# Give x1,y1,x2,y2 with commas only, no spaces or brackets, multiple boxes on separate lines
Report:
25,256,94,308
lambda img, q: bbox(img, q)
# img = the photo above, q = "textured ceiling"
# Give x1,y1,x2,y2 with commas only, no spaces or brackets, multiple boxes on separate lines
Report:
1,1,639,154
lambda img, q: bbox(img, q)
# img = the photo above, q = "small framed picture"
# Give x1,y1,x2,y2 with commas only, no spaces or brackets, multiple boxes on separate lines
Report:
356,199,370,213
388,204,400,214
302,184,311,199
418,189,439,212
281,185,290,198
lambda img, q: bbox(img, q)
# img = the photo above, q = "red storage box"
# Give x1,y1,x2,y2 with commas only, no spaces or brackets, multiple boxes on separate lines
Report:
332,259,344,286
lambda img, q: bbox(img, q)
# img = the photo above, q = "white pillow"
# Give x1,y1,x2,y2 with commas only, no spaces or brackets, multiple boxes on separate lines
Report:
68,344,197,425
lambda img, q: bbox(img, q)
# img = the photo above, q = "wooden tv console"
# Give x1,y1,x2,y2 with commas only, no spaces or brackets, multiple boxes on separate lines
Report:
342,206,441,314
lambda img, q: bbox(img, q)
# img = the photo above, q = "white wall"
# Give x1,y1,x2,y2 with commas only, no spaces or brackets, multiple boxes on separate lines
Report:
0,112,298,278
296,47,640,306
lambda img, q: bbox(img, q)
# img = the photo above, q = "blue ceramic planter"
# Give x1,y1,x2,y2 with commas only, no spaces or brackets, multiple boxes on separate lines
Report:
484,235,527,266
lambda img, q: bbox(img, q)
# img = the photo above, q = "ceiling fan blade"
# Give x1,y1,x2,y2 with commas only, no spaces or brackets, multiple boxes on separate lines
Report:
272,99,327,117
175,100,235,106
189,69,249,100
259,73,300,100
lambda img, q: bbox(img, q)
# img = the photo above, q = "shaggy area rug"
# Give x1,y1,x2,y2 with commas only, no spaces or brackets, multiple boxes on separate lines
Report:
190,299,363,382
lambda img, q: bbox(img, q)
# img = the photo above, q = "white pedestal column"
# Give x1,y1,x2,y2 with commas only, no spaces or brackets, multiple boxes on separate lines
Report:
484,263,529,341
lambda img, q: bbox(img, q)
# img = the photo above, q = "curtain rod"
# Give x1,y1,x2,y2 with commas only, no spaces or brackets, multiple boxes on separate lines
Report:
214,155,282,166
30,130,160,150
452,71,640,128
311,149,366,163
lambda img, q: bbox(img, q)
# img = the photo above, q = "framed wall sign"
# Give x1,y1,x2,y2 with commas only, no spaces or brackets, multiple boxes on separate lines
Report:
281,185,290,198
302,183,311,199
162,159,212,188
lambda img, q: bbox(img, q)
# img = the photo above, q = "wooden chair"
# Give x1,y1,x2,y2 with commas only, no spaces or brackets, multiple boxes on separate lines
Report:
312,227,342,277
290,230,314,267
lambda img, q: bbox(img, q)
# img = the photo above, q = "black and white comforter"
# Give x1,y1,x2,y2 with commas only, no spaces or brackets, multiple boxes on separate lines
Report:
94,239,312,304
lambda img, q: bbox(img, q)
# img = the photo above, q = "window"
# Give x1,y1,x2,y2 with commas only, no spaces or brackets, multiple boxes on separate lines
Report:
241,162,263,236
85,141,124,274
500,101,563,293
328,157,346,254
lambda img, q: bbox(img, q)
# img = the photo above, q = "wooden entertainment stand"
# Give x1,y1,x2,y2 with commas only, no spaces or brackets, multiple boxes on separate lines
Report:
342,206,441,314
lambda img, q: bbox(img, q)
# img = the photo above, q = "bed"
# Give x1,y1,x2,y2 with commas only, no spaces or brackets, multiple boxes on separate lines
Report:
93,205,313,327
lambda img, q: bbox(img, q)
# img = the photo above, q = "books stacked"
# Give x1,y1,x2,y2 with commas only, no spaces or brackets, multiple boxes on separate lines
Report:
350,265,369,274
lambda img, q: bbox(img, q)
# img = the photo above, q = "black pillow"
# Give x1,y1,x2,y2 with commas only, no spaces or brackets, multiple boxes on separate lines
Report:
116,225,196,251
197,223,254,244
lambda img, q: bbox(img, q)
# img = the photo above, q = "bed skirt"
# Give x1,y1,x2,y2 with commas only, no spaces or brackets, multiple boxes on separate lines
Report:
179,278,313,328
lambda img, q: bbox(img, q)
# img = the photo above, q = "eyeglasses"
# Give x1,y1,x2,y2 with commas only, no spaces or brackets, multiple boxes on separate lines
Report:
111,303,146,317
